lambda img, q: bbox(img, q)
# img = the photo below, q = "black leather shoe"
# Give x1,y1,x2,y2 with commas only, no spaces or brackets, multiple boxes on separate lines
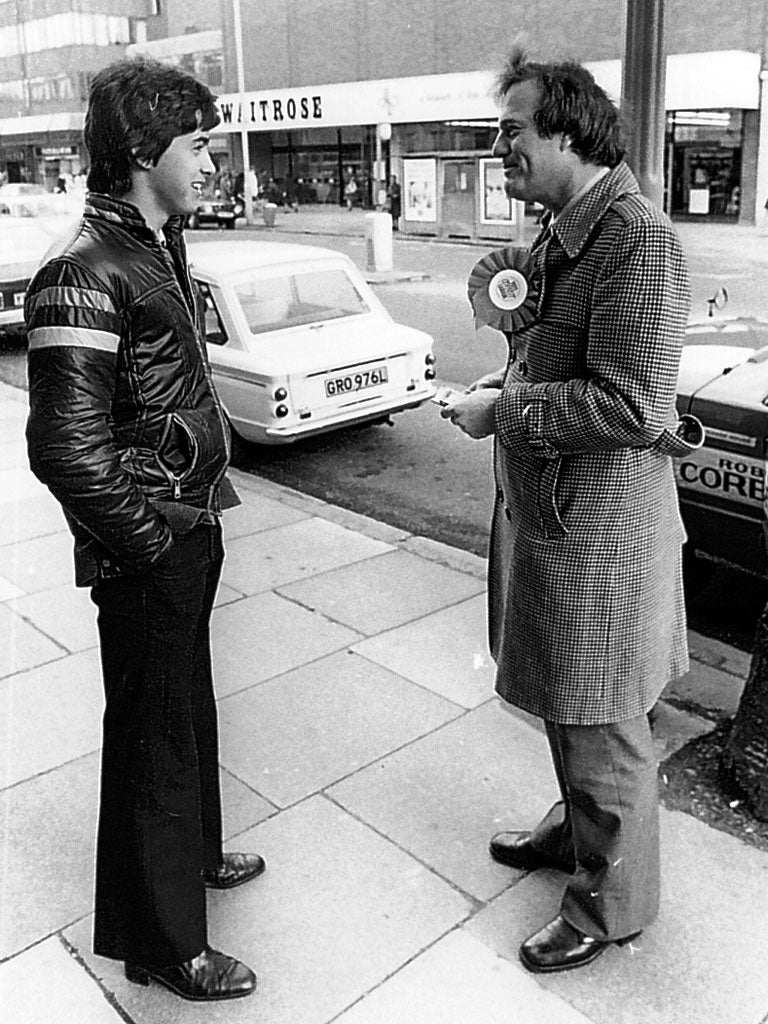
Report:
519,914,641,974
489,831,574,873
203,852,266,890
125,947,256,1000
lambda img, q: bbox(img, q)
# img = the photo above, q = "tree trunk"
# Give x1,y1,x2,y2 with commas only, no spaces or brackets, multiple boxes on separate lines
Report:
721,602,768,819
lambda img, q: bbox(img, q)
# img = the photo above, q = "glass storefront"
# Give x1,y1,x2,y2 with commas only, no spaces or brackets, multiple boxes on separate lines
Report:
666,109,744,218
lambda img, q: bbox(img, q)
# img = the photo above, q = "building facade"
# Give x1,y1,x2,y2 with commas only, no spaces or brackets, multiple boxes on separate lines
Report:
3,0,768,235
212,0,768,234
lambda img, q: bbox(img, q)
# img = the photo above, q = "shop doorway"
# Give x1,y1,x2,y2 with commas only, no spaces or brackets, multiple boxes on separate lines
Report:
670,144,741,218
441,159,475,237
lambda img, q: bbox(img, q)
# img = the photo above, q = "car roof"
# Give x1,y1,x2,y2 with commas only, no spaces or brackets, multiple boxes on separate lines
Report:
187,240,352,277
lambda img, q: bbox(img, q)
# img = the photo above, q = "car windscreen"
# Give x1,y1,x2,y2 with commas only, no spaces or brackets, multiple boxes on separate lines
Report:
233,267,370,335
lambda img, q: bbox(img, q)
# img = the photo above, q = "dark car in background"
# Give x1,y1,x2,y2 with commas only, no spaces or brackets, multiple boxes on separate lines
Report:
186,189,244,230
675,314,768,593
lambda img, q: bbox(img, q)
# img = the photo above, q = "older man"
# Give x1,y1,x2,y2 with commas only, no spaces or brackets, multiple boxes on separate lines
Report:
442,49,700,973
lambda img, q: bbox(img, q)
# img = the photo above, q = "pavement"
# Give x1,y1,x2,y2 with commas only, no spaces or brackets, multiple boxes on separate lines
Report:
235,201,768,271
1,364,767,1024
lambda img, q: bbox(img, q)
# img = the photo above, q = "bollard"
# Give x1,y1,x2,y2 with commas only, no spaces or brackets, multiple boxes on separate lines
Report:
262,202,277,228
365,210,393,273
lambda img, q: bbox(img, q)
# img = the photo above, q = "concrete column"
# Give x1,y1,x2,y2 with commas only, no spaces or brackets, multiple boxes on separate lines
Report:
621,0,666,208
754,71,768,231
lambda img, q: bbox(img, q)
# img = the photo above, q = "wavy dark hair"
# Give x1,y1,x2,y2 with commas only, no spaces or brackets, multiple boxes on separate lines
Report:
494,47,625,168
84,57,220,197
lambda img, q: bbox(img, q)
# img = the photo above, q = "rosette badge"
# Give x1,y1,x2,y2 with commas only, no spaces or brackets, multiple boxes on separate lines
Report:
467,245,540,333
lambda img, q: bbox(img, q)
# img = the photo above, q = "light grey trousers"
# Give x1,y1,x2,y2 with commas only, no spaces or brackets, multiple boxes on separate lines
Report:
529,714,660,941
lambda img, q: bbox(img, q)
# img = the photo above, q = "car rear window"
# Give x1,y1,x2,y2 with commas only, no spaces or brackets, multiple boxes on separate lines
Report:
234,267,369,335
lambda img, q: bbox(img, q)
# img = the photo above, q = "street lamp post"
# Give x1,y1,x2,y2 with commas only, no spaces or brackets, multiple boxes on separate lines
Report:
621,0,666,209
231,0,255,224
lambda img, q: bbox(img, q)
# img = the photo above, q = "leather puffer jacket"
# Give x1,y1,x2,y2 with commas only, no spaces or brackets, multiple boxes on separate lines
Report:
25,193,234,585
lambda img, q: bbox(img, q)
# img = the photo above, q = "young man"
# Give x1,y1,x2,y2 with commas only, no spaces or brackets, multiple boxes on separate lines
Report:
25,58,262,1002
442,50,701,972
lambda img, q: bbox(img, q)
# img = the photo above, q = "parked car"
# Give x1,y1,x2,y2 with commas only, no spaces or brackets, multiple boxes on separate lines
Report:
186,189,243,230
675,313,768,592
0,203,80,335
188,240,437,443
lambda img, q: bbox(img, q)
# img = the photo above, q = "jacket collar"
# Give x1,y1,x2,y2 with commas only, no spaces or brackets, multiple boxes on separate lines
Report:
84,193,185,248
543,162,640,259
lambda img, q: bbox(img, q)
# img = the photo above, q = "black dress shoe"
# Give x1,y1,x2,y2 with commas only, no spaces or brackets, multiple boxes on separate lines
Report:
203,852,266,890
519,914,641,974
125,947,256,1000
489,831,574,873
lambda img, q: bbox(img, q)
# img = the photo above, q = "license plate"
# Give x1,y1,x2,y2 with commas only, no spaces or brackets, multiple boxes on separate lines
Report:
325,366,389,398
218,211,234,219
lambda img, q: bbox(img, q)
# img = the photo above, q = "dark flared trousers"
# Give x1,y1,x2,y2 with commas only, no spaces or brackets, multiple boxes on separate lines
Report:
529,715,660,941
90,522,224,966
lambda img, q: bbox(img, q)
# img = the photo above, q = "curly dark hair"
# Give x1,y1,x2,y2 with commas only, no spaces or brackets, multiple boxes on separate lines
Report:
84,57,220,197
494,47,625,168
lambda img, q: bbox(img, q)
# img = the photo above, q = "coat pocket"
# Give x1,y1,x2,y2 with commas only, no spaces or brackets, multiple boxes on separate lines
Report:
537,458,569,539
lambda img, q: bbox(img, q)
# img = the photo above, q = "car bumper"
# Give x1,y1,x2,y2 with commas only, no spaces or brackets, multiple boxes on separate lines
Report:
236,384,437,444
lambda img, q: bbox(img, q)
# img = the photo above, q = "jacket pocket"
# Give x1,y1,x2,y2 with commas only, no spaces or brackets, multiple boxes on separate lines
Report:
537,458,569,538
157,408,223,497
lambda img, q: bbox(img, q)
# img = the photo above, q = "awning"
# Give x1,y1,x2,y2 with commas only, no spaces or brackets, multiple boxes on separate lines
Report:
214,50,762,134
0,111,84,139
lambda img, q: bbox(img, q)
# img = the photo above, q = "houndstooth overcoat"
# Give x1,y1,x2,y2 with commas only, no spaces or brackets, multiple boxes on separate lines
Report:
488,162,699,725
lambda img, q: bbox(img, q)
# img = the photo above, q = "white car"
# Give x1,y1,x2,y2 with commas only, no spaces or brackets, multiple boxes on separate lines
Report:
0,187,82,332
188,240,437,444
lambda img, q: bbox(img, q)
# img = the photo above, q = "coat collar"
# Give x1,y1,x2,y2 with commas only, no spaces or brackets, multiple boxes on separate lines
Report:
84,193,186,249
541,162,640,259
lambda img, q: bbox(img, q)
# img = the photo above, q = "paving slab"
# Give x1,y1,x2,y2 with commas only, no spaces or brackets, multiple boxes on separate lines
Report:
219,648,463,807
662,659,746,718
7,582,97,653
278,548,485,635
0,648,102,789
0,935,123,1024
0,490,67,547
352,593,497,708
0,465,49,505
0,602,66,681
221,488,310,539
211,591,361,699
0,529,74,593
0,753,99,960
335,930,596,1024
688,629,752,681
328,700,560,902
466,809,768,1024
222,516,393,595
649,698,714,761
219,767,278,841
66,795,473,1024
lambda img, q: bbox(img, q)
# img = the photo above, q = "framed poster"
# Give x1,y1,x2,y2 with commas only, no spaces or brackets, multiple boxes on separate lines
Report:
403,158,437,222
480,158,516,224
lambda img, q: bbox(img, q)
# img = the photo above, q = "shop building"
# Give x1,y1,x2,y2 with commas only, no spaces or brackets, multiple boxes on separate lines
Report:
3,0,768,235
211,49,761,239
211,0,768,233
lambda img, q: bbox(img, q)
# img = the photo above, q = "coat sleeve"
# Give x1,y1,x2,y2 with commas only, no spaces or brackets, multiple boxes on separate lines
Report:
25,256,173,572
494,213,691,457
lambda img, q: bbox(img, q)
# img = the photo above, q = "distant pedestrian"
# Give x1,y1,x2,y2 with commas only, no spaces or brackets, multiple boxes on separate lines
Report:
344,173,358,210
387,174,401,230
441,47,702,973
25,57,263,1003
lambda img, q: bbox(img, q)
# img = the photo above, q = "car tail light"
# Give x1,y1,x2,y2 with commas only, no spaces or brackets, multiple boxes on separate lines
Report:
425,367,436,380
273,387,288,400
425,353,436,365
275,404,289,418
